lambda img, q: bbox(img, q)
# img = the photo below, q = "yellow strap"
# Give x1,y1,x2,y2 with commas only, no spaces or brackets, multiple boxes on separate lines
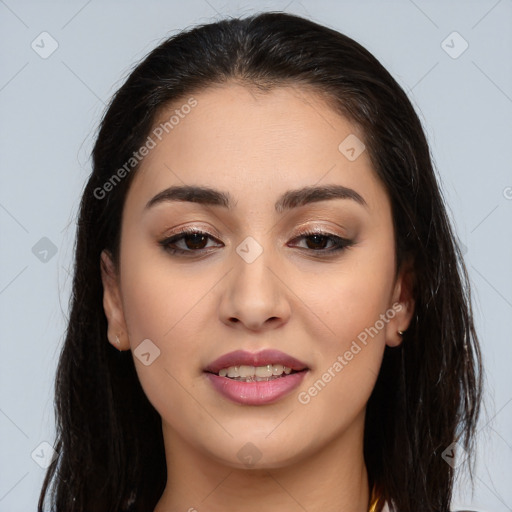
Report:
368,485,380,512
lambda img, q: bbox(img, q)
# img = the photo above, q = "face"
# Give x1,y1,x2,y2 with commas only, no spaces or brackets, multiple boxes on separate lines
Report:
101,83,414,470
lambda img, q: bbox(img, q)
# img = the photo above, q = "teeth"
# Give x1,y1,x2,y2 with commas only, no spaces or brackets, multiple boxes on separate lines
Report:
272,364,284,376
218,364,294,379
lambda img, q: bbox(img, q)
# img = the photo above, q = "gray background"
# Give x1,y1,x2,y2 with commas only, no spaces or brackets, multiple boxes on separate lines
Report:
1,1,511,510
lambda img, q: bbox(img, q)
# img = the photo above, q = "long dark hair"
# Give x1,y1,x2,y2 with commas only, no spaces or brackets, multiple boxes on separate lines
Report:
38,12,482,512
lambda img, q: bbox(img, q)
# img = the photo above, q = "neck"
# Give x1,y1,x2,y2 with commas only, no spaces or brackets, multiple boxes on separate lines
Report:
154,414,370,512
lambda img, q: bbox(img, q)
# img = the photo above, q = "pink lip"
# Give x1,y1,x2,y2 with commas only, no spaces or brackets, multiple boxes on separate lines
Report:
203,349,309,406
203,349,308,374
205,371,308,405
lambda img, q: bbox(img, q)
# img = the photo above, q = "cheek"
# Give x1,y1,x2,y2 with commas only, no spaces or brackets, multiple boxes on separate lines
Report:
292,260,394,436
118,247,217,424
293,233,396,412
303,237,396,348
119,237,212,343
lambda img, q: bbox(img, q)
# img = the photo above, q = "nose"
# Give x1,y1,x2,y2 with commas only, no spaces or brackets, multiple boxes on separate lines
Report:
219,250,291,332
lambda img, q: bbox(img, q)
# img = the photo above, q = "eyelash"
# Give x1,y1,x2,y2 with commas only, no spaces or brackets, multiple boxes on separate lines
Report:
158,228,354,257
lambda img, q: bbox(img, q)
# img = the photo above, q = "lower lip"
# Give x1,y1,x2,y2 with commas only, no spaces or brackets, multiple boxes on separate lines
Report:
205,371,308,405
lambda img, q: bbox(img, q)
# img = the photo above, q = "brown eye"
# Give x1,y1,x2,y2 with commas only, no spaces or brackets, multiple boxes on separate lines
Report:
303,234,331,250
159,230,223,255
182,233,209,250
289,230,354,254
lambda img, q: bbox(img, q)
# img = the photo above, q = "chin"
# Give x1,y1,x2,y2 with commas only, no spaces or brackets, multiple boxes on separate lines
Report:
202,434,312,471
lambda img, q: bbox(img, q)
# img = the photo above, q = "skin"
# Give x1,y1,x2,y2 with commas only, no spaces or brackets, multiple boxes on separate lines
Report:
101,82,415,512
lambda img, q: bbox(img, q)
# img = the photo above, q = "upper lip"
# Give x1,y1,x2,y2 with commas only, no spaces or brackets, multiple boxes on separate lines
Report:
204,349,309,374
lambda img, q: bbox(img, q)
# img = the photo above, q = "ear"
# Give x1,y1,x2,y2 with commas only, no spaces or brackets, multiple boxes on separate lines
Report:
100,249,129,351
385,258,415,348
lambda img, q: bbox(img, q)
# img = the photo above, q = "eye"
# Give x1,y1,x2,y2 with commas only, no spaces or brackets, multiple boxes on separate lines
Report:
159,229,223,255
289,230,354,254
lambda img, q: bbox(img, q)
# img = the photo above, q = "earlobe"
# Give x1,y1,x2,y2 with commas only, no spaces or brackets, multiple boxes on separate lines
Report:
386,259,415,348
100,250,128,350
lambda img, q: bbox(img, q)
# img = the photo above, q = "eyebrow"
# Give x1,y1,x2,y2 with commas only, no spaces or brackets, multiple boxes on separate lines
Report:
144,184,367,213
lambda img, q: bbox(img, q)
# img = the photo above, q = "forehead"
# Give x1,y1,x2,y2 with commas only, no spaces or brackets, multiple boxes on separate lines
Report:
149,83,359,166
124,82,387,215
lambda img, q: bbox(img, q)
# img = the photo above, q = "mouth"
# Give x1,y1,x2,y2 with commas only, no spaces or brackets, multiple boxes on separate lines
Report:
203,349,309,405
207,364,304,382
204,348,309,375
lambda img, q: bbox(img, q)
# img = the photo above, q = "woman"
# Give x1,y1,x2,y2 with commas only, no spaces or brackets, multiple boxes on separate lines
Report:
38,12,482,512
